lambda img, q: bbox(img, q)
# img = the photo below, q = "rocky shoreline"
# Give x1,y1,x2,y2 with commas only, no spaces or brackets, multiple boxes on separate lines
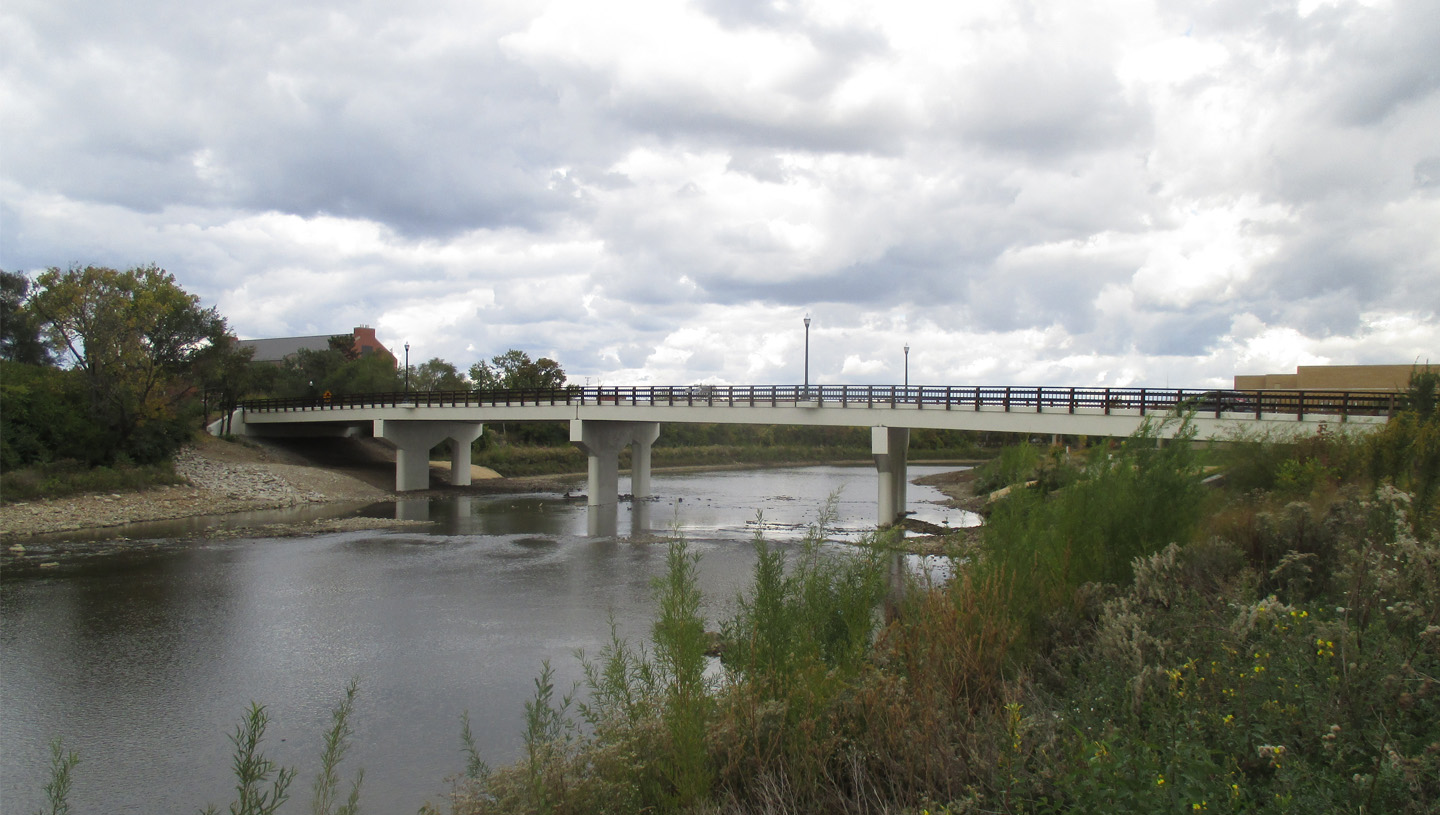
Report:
1,441,387,542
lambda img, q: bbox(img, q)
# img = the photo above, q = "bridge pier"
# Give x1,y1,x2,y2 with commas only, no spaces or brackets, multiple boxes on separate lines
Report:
375,419,484,491
873,426,910,526
570,419,661,535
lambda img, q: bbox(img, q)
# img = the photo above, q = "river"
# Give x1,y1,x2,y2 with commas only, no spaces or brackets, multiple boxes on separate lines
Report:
1,464,976,813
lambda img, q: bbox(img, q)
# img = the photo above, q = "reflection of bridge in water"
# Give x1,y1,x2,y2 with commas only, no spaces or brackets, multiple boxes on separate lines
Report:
226,385,1397,534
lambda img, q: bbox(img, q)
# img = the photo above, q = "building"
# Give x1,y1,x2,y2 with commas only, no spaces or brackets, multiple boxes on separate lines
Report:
1234,364,1426,392
235,325,395,367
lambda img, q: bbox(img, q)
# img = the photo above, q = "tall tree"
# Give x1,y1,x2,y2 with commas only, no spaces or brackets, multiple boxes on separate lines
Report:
276,345,401,398
469,349,568,445
28,264,226,459
470,349,567,391
192,325,257,435
412,357,468,391
1,270,52,365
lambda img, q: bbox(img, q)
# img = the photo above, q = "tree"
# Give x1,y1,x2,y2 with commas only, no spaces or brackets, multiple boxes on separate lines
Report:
327,334,360,361
275,345,401,398
468,349,569,445
0,360,107,467
28,264,226,461
1,270,52,365
193,325,257,435
283,346,352,396
412,357,468,391
325,353,401,394
470,349,567,391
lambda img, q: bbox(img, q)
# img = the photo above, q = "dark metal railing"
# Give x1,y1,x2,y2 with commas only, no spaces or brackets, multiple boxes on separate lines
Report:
237,386,1400,422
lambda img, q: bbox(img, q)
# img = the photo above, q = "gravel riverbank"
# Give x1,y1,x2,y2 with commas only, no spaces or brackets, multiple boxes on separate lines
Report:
0,436,393,542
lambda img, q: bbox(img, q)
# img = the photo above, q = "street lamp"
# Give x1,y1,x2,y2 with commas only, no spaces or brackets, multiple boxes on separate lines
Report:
803,315,811,398
904,343,910,390
404,342,410,392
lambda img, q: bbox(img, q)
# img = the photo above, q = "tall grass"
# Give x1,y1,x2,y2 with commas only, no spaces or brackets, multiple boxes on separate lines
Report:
970,440,1043,494
437,398,1434,814
310,677,363,815
1,459,184,503
980,419,1208,638
35,739,79,815
200,702,296,815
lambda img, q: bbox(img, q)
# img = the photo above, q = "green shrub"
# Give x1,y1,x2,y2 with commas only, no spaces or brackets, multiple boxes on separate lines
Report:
979,419,1208,638
1046,486,1440,813
0,459,184,503
971,441,1043,494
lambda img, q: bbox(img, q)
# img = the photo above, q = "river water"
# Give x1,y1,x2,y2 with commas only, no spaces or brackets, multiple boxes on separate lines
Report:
1,465,975,813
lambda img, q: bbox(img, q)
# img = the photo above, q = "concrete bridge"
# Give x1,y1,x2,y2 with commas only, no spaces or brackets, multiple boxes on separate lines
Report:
223,385,1395,531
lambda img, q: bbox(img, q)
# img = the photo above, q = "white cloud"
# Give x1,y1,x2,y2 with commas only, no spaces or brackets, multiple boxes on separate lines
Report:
3,0,1437,388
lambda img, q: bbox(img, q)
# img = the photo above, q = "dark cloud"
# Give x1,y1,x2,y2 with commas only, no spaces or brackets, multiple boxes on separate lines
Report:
1137,310,1235,357
948,54,1149,160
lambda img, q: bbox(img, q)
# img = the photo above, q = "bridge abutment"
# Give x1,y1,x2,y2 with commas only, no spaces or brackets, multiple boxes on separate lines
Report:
375,419,484,491
872,426,910,526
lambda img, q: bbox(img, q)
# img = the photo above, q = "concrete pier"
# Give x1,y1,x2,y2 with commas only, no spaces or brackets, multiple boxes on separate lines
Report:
872,426,911,526
570,419,661,535
375,419,484,492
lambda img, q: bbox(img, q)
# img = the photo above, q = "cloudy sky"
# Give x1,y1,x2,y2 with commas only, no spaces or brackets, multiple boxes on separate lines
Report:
3,0,1436,388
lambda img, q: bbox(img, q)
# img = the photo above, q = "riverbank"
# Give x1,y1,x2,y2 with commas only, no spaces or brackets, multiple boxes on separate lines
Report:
1,435,386,542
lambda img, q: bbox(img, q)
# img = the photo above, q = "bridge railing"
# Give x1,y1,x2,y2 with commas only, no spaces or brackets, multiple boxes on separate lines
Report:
237,386,1400,421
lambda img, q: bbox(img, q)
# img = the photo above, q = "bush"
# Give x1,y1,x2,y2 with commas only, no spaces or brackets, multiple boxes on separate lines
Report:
1047,486,1440,813
0,459,184,503
979,419,1208,639
971,440,1043,494
0,361,109,467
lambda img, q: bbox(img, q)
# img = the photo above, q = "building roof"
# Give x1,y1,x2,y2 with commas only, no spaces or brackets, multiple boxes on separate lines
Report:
234,334,338,363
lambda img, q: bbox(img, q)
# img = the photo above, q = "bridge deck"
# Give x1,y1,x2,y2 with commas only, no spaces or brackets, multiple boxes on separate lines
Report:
235,385,1396,439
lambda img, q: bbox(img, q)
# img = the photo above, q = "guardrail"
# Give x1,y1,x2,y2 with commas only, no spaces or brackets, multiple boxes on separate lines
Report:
238,386,1401,422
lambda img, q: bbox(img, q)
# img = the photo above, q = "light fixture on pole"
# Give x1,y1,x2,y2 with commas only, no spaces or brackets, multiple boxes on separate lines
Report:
904,343,910,391
803,314,811,398
404,342,410,392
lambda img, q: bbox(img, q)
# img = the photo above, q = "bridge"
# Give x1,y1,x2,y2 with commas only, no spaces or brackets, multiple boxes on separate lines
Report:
224,385,1396,531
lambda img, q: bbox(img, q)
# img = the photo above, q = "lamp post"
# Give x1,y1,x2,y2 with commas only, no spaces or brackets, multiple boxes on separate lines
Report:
803,315,811,399
903,343,910,403
404,342,410,392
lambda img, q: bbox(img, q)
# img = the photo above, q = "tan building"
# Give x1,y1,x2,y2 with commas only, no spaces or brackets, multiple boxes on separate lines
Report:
1235,364,1427,392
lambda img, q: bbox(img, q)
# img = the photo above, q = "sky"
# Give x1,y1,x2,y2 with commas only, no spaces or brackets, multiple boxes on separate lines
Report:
2,0,1437,389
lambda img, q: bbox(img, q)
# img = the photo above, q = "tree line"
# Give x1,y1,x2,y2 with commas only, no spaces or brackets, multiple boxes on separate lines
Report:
3,264,985,473
1,266,567,469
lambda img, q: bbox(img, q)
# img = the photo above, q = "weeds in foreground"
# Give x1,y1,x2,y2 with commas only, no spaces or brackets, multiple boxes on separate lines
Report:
198,681,365,815
311,676,364,815
35,681,366,815
201,702,296,815
432,394,1437,815
34,738,79,815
